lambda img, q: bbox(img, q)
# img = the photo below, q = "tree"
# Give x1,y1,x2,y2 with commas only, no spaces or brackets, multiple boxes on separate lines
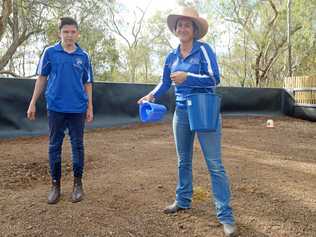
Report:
0,0,77,77
0,0,47,76
99,1,152,82
0,0,119,79
44,0,119,81
0,0,12,41
140,10,174,82
217,0,303,87
289,0,316,76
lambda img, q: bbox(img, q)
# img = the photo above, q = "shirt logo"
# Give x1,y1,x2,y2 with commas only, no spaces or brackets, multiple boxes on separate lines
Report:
189,58,199,64
75,58,83,66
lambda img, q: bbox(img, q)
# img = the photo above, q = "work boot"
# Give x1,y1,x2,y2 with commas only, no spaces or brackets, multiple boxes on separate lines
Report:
163,202,189,214
47,179,61,204
223,223,238,237
71,177,84,203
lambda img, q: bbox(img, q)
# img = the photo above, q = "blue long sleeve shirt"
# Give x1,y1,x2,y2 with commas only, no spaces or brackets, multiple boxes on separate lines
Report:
151,40,220,107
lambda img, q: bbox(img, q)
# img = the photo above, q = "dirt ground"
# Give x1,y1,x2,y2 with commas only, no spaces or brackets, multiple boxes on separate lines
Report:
0,116,315,237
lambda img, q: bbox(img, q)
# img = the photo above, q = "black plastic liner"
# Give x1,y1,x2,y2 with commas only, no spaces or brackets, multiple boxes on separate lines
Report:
0,78,314,138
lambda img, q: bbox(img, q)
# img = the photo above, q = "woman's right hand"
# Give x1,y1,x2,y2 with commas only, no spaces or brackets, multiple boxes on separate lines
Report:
137,93,155,104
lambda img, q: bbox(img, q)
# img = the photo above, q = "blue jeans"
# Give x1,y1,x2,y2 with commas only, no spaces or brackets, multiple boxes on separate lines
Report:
48,110,85,181
173,107,235,224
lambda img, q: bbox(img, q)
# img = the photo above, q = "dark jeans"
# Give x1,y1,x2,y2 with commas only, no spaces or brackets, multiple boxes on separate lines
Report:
48,110,85,181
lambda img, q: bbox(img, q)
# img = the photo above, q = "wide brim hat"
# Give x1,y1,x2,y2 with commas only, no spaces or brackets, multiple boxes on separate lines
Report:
167,7,209,39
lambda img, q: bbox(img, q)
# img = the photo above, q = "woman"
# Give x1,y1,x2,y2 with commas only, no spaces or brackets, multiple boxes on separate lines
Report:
138,7,237,237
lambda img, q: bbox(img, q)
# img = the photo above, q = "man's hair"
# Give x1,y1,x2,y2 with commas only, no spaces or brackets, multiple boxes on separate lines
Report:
59,17,78,30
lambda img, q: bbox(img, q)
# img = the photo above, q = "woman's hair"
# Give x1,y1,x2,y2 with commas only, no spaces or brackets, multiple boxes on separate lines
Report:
59,17,78,30
175,18,199,39
191,21,199,39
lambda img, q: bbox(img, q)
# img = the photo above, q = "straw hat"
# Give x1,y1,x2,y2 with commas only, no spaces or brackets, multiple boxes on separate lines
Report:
167,7,209,39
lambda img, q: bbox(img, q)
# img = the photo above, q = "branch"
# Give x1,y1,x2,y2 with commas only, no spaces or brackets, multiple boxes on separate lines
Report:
0,0,12,40
132,7,146,48
221,60,243,79
11,0,19,39
0,70,20,77
255,51,263,85
131,11,137,40
0,70,36,78
267,0,278,28
263,39,273,63
261,0,278,48
260,25,302,80
106,6,131,48
0,28,40,71
225,0,260,49
163,38,174,50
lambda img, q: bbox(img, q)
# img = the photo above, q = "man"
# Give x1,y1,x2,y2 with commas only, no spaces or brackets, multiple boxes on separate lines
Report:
27,17,93,204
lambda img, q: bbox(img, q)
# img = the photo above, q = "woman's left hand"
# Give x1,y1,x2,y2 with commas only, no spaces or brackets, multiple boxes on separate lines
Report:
170,71,187,85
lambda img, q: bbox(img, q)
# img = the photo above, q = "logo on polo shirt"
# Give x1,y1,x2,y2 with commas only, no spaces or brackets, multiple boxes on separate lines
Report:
75,58,83,66
189,57,199,64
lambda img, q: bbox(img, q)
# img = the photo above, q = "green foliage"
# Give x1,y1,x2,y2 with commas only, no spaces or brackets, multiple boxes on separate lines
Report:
213,0,315,87
40,0,120,81
79,23,119,81
2,0,315,86
291,0,316,76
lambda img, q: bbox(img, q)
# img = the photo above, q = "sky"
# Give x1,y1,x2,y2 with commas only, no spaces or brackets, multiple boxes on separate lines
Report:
116,0,229,53
117,0,180,48
118,0,178,17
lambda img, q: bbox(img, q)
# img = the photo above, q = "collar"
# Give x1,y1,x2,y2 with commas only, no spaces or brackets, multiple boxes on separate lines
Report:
53,42,84,55
174,40,201,58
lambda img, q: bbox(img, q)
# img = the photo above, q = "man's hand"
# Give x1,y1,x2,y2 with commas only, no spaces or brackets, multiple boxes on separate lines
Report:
86,105,93,123
26,75,47,121
27,103,36,120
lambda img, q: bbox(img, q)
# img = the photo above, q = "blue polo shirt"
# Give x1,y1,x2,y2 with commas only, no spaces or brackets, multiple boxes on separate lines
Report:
151,40,220,107
36,42,93,113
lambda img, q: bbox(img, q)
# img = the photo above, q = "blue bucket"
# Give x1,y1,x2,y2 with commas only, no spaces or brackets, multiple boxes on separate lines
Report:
139,101,167,123
187,93,221,132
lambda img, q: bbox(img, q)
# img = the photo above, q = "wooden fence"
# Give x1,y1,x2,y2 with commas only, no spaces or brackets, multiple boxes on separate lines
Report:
284,76,316,106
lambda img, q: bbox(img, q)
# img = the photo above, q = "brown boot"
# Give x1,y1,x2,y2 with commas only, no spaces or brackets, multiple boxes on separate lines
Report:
47,180,61,204
71,177,84,203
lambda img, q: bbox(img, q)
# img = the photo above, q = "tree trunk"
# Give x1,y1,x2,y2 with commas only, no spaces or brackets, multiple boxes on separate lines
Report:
255,52,262,87
0,0,12,40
